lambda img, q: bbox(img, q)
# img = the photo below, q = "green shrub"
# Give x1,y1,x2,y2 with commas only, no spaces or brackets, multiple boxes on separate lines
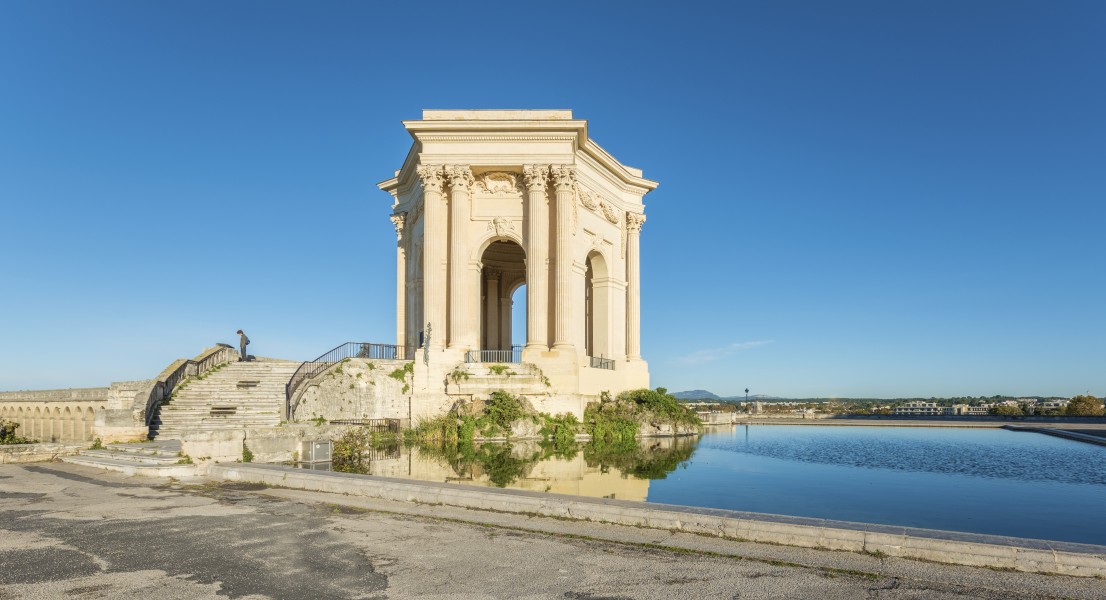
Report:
0,420,33,445
89,438,104,450
484,391,526,431
242,442,254,463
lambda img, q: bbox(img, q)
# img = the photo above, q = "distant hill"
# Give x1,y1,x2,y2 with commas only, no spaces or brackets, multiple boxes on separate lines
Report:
671,389,722,401
672,390,785,402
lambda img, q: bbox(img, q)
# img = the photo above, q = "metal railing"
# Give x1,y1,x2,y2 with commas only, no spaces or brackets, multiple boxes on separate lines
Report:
286,343,411,420
589,356,615,370
328,418,401,433
465,345,523,364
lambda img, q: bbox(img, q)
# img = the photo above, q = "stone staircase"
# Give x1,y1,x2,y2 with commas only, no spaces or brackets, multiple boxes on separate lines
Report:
61,440,197,477
151,358,301,439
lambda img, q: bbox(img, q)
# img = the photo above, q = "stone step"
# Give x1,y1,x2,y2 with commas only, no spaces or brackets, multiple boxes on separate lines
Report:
105,441,181,457
61,454,197,477
81,449,181,465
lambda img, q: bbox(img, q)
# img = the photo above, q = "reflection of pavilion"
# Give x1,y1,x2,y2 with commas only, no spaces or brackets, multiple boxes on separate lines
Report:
366,442,652,502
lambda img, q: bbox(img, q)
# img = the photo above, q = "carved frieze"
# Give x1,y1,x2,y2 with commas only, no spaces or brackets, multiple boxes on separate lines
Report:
599,201,620,224
575,183,620,224
576,185,599,210
473,172,523,196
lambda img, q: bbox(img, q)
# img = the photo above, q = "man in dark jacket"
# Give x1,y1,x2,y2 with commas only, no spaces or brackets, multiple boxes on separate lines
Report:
237,330,250,361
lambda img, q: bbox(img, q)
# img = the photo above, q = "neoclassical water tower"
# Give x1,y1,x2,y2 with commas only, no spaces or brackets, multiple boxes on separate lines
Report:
378,110,656,419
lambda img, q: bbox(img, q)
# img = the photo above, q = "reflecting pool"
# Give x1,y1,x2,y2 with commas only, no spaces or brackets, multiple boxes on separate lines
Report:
343,425,1106,545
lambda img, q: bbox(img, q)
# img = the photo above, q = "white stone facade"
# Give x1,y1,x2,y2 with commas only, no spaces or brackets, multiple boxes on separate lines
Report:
378,110,656,419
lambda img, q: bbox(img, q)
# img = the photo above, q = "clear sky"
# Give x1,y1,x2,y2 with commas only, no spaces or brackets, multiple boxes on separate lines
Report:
1,1,1103,398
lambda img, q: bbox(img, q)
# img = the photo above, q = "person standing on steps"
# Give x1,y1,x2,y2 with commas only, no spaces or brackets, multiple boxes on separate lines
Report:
237,329,250,361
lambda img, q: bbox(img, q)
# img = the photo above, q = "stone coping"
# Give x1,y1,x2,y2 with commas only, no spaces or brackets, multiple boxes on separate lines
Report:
0,388,110,402
210,463,1106,577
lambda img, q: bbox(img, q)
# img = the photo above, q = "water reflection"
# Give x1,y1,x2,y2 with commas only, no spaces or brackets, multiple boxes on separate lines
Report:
331,437,698,501
310,425,1106,544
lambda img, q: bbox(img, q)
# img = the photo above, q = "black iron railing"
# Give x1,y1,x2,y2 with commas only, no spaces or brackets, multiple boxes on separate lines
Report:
286,343,410,420
328,418,401,433
465,345,523,364
589,356,615,370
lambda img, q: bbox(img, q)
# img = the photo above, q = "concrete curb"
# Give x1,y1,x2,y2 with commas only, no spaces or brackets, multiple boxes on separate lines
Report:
209,463,1106,578
1004,425,1106,447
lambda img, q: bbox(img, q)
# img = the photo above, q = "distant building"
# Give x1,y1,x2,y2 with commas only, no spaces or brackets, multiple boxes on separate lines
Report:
950,404,989,416
1036,399,1070,412
893,401,944,416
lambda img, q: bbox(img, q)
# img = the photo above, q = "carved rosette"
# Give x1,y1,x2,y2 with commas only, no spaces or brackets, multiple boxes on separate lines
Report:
389,212,407,241
626,212,646,233
416,164,446,195
522,164,550,190
444,165,475,191
550,165,576,191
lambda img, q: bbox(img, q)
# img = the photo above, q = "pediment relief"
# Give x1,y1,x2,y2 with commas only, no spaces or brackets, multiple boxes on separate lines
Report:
473,172,524,197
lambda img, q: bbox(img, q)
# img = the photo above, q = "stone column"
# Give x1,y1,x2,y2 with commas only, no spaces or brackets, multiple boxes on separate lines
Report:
551,165,576,350
522,165,549,350
484,270,500,350
390,212,407,352
499,288,513,349
416,165,446,350
444,165,474,350
625,212,645,360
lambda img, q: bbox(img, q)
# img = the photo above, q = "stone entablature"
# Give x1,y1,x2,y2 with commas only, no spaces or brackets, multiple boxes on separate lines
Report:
378,110,656,419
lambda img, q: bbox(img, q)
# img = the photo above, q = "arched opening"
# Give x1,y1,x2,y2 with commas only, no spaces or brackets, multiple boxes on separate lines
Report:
479,240,526,360
511,284,527,347
584,251,612,362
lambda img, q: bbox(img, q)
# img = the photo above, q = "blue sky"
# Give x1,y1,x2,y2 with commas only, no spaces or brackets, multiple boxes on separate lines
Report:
1,1,1103,398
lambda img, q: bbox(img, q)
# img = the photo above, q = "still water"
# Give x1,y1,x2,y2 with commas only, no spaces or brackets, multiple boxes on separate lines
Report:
350,425,1106,545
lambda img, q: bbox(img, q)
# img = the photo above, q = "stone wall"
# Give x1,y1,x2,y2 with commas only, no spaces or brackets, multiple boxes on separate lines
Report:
0,388,110,442
293,358,411,422
0,442,83,464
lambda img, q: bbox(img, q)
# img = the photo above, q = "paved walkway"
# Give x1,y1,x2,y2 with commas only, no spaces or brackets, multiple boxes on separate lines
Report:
2,463,1105,599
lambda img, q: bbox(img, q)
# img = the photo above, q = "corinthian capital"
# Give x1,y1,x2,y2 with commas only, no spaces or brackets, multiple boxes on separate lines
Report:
444,165,475,191
522,164,550,191
550,165,576,191
626,212,646,233
416,164,446,195
389,212,407,240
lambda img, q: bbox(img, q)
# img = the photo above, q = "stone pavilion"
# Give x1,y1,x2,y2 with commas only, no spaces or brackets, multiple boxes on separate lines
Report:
378,110,656,419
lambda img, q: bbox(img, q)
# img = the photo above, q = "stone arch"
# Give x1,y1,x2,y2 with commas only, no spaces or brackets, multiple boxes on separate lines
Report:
472,231,525,263
82,407,95,442
33,407,42,439
50,407,61,442
585,250,613,360
479,239,527,352
62,406,73,441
